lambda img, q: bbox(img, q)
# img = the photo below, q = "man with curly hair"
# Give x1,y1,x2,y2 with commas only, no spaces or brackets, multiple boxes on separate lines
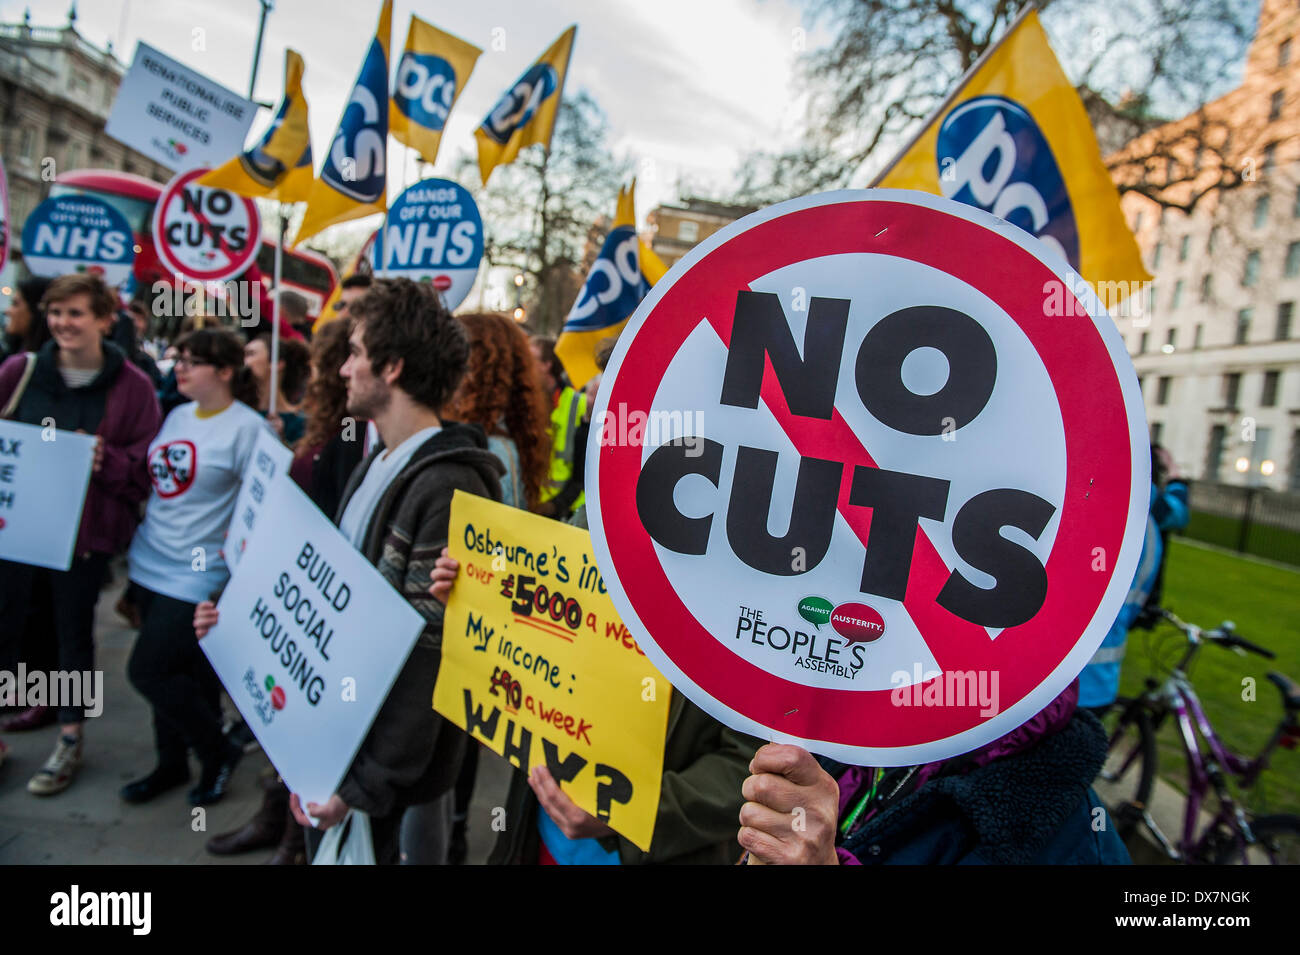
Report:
198,278,504,864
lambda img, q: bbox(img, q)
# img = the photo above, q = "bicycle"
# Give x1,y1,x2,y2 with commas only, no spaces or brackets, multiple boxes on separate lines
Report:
1099,608,1300,864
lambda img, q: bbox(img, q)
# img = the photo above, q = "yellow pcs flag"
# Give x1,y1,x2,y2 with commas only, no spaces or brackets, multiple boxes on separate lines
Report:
875,10,1149,290
555,181,668,389
474,25,576,186
390,17,482,166
294,0,393,247
200,50,313,203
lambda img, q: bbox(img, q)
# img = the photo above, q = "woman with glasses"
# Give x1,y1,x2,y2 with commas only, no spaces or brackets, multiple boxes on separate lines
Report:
121,328,270,807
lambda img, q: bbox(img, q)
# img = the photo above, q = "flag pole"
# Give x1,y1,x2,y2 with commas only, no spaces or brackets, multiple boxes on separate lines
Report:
269,202,286,417
868,4,1035,186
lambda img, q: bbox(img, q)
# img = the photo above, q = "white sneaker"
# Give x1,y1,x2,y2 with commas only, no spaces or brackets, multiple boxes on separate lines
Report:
28,734,82,796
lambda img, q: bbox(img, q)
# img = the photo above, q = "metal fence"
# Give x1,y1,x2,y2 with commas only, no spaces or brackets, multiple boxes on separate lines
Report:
1182,482,1300,567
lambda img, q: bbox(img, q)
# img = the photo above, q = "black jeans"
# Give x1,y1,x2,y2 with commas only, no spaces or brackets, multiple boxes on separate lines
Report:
126,583,224,770
0,554,108,724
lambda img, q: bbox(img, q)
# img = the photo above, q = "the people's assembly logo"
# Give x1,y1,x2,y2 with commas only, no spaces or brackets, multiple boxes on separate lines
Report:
734,597,886,681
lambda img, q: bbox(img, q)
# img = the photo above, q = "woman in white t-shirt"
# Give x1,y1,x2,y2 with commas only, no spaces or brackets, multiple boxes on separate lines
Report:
122,328,270,808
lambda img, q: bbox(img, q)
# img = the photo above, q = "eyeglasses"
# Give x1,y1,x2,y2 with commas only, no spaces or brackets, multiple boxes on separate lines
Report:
174,357,214,370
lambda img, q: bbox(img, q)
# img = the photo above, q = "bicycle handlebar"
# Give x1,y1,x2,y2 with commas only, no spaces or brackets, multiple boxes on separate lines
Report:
1155,608,1276,659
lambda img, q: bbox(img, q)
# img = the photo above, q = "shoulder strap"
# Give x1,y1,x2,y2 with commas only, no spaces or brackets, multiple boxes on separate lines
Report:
1,353,38,420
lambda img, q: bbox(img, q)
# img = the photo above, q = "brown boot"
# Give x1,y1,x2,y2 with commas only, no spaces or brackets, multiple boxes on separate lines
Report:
264,806,307,865
206,776,287,855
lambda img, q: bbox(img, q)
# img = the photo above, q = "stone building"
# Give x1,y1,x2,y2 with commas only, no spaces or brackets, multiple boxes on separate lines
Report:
1109,0,1300,491
0,8,172,234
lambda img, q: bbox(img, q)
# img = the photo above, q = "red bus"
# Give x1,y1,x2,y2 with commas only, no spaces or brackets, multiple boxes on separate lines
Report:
49,169,338,321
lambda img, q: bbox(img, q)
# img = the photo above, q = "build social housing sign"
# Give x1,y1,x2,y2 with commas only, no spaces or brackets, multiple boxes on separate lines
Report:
201,475,425,805
371,178,482,310
587,190,1150,766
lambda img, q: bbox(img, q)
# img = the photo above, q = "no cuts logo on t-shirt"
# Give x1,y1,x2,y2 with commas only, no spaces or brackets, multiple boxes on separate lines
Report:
149,440,196,498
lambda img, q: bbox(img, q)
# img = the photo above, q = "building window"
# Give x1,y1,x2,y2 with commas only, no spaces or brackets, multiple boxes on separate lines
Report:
1244,249,1261,286
1223,372,1242,408
1261,370,1281,407
1206,425,1226,481
676,220,699,242
1199,273,1213,302
1138,331,1149,354
1134,211,1144,231
1236,307,1253,344
1288,242,1300,277
1137,375,1145,395
1171,280,1184,308
1282,39,1293,67
1147,284,1156,317
1271,90,1285,123
1156,376,1172,405
19,127,34,160
1152,243,1163,268
1178,235,1190,261
1254,194,1271,228
1279,301,1295,340
1165,327,1177,350
1151,422,1164,445
1194,323,1204,349
1207,225,1219,252
1263,142,1277,176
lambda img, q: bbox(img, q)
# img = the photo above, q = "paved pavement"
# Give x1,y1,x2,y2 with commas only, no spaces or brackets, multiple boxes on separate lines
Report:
0,560,514,864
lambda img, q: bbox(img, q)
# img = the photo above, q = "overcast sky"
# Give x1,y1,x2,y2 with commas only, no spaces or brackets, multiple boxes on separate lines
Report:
5,0,823,229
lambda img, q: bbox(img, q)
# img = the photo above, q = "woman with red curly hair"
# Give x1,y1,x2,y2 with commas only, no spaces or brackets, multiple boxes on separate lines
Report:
446,313,550,513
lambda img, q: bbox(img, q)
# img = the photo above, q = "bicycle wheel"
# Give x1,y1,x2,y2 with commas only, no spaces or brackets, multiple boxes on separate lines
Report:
1098,697,1157,836
1213,815,1300,865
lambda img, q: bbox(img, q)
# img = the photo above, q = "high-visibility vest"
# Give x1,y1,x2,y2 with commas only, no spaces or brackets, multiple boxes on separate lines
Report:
540,386,587,511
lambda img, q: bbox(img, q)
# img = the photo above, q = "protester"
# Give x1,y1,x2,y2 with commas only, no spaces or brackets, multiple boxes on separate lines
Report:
1079,444,1190,715
194,278,504,864
204,320,364,865
115,300,162,389
322,273,372,327
244,332,310,445
402,312,552,862
449,313,551,512
2,277,54,359
278,290,312,340
121,328,269,807
529,335,587,519
0,273,160,792
735,682,1130,864
289,318,369,518
427,551,760,864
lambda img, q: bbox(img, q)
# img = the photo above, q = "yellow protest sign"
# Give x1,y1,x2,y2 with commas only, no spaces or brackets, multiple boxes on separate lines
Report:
434,491,669,851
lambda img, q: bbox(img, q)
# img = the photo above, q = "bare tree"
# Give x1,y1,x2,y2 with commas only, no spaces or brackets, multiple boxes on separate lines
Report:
454,90,630,334
733,0,1256,214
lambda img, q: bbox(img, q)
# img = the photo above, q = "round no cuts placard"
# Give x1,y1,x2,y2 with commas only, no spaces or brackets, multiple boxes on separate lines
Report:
152,168,261,282
587,189,1150,766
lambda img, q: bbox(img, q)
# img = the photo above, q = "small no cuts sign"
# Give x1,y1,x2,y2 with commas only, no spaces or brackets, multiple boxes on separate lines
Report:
202,475,425,806
587,190,1150,766
0,421,95,571
370,178,482,310
153,168,261,283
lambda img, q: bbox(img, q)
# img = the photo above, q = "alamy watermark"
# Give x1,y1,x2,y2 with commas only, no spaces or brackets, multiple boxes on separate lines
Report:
890,663,1000,717
0,665,103,718
595,402,706,456
151,278,262,327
